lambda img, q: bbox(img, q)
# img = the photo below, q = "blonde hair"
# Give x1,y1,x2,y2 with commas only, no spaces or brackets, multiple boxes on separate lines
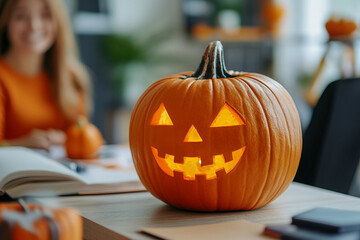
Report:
0,0,92,121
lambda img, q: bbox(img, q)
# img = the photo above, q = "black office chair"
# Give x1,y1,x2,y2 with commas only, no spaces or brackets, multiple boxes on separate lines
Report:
295,78,360,194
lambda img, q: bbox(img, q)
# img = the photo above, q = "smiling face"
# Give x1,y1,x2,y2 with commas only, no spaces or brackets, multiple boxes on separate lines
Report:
150,102,246,180
7,0,57,56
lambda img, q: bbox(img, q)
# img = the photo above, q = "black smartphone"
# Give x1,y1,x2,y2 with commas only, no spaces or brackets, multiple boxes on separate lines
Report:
292,207,360,233
264,224,360,240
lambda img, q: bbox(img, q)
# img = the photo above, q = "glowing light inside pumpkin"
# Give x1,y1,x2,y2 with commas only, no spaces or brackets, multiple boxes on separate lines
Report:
151,146,246,180
150,102,246,180
184,125,203,142
150,103,173,126
211,103,244,127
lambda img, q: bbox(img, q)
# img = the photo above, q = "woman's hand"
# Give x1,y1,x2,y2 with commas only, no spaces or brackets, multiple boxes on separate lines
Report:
6,129,66,151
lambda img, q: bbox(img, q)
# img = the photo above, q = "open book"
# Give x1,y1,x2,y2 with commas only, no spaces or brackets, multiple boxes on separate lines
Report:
0,146,145,198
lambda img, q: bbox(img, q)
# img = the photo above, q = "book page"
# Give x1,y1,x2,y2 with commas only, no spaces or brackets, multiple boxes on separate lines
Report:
43,144,141,185
0,147,83,191
0,146,145,198
79,165,140,184
142,219,272,240
6,179,145,197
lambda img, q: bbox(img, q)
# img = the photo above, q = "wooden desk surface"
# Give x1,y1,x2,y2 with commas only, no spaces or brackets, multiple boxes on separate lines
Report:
33,182,360,240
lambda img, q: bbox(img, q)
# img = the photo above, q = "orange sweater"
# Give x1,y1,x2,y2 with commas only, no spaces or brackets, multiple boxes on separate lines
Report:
0,58,67,141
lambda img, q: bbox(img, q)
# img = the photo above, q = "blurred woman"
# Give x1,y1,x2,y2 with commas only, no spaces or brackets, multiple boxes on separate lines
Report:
0,0,92,150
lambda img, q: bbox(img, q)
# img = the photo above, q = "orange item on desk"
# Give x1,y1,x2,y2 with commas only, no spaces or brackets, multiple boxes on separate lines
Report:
65,115,103,159
0,58,67,141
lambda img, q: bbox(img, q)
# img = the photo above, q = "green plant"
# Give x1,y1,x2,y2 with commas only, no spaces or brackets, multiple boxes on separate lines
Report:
101,35,146,63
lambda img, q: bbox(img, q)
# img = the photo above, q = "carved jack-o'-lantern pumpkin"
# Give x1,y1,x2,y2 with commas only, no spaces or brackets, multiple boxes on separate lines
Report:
129,41,302,211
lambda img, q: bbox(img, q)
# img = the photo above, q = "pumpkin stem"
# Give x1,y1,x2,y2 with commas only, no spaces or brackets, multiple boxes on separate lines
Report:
191,41,234,79
76,115,88,127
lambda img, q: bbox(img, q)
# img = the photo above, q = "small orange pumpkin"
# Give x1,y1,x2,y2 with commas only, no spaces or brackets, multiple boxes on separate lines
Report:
65,116,103,159
129,41,302,211
0,203,82,240
261,1,285,37
325,17,357,38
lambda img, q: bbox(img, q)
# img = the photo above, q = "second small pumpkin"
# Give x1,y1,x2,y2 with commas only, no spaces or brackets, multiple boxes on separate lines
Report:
65,116,103,159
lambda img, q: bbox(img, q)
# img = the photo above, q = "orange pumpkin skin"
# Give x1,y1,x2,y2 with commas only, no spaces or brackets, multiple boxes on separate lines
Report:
325,17,357,37
130,41,302,211
261,1,284,35
65,116,103,159
0,203,82,240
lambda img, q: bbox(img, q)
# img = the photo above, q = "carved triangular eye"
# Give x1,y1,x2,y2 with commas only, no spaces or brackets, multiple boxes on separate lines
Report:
150,103,173,126
210,103,244,127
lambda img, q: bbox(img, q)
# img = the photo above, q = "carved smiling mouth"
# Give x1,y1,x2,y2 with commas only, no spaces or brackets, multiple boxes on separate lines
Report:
151,146,246,180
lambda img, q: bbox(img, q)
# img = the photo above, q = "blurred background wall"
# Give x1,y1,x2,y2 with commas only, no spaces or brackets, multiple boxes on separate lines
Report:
63,0,360,144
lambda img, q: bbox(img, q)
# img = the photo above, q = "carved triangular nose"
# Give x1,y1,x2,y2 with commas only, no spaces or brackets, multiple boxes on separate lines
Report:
184,125,203,142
